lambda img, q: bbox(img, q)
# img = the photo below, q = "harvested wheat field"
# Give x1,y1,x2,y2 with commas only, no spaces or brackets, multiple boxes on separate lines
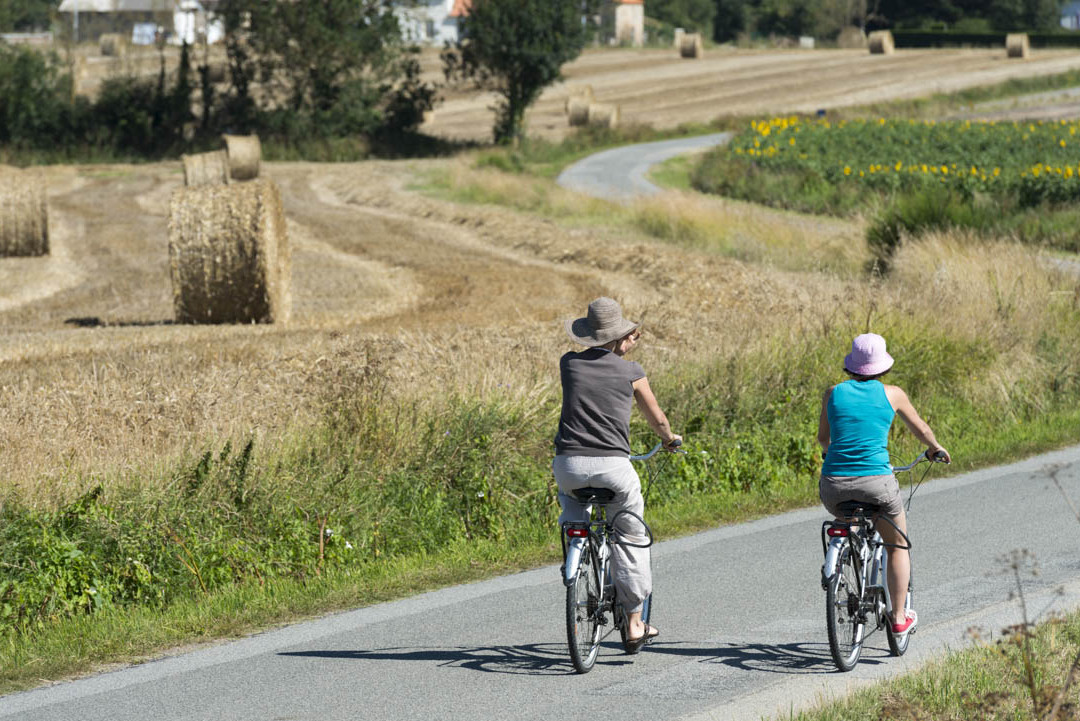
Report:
0,148,878,500
424,47,1080,141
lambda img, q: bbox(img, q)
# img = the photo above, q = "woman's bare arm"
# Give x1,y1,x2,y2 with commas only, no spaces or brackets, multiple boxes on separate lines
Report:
817,387,833,453
632,377,680,448
885,385,951,462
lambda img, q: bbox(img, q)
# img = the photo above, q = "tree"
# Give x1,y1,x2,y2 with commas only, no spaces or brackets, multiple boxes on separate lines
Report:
649,0,717,35
985,0,1065,30
714,0,747,42
0,0,53,32
443,0,589,144
216,0,435,138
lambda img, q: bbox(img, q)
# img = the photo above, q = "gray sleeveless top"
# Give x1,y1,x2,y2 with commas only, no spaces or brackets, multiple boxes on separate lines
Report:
554,348,645,457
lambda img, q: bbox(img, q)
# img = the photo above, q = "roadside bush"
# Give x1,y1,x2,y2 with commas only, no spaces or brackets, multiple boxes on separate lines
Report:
866,186,994,269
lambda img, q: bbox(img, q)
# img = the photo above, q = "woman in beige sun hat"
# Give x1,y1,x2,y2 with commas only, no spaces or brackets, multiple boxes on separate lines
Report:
553,296,681,653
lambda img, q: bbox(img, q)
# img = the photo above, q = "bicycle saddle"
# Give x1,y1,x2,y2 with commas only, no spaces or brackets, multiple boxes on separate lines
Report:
570,487,617,504
837,500,881,516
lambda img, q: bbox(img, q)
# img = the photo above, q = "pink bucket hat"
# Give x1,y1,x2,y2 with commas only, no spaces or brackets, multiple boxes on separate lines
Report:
844,333,894,376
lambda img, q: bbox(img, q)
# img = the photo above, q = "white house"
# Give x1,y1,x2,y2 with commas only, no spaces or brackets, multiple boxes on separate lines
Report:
602,0,644,46
396,0,470,45
1064,1,1080,30
57,0,222,45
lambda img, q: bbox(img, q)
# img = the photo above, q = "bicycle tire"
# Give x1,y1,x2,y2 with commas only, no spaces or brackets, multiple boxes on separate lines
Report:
826,545,865,672
566,544,602,673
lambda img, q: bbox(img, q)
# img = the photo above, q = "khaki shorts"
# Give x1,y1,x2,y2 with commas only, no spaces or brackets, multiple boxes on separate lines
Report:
819,474,903,520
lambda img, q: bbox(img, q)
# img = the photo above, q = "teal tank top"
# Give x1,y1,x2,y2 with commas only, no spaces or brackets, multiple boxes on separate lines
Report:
821,380,895,477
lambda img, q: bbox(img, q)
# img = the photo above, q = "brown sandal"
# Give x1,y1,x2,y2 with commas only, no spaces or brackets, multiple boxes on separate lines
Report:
624,624,659,654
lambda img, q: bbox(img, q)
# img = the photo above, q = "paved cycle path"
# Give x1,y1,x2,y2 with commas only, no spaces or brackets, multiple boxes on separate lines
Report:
3,445,1080,721
556,132,732,202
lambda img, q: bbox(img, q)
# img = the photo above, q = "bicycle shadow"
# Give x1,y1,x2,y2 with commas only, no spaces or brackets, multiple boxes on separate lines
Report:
643,640,888,674
278,641,634,676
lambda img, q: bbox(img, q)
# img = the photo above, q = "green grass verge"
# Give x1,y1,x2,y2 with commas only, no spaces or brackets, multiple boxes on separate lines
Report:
792,609,1080,720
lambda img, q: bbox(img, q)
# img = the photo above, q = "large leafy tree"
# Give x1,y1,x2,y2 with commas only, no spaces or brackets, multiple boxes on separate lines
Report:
217,0,435,137
443,0,590,144
0,0,53,32
650,0,717,35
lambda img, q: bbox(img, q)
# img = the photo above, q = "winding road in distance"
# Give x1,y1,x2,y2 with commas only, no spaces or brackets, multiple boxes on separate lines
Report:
5,137,1080,721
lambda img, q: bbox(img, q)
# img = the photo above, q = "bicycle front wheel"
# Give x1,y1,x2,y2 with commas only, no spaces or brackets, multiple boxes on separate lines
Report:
826,545,865,672
566,545,602,673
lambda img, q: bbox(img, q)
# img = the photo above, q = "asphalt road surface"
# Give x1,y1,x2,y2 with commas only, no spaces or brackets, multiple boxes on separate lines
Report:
556,133,732,202
3,446,1080,721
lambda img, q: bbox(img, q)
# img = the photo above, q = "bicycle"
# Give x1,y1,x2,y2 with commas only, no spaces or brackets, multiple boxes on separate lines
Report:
821,449,948,672
561,440,683,674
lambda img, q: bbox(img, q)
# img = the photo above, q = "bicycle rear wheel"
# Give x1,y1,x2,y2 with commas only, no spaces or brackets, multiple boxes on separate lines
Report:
566,545,602,673
826,545,865,672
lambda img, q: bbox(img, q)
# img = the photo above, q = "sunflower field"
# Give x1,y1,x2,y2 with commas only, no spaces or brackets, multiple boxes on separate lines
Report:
728,116,1080,206
692,115,1080,259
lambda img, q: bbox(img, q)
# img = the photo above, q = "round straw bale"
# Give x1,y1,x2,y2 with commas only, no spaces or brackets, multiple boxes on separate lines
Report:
587,103,620,130
868,30,895,55
182,150,230,187
673,28,685,49
168,179,290,324
99,33,128,57
1006,33,1030,59
205,63,227,84
0,166,48,257
679,32,703,59
563,84,595,113
567,98,591,126
222,134,261,181
836,26,866,49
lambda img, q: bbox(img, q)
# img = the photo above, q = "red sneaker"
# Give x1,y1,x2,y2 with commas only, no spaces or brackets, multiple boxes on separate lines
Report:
891,609,918,634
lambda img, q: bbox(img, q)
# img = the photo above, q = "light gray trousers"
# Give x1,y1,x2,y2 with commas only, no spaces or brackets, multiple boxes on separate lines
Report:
553,455,651,614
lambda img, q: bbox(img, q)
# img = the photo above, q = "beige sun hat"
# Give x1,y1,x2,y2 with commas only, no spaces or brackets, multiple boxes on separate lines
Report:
565,297,640,347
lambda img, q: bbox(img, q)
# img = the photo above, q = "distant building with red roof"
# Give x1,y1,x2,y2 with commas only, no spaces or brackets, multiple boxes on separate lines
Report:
396,0,470,45
449,0,471,18
602,0,644,46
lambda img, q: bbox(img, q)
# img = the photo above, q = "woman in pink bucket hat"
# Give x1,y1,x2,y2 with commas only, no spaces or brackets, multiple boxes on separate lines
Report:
817,333,951,638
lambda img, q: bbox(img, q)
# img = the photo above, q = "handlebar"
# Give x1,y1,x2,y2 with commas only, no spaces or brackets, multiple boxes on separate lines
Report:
630,438,683,461
892,449,949,473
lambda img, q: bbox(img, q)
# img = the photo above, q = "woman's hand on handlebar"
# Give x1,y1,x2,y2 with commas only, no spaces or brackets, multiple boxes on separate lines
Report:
925,446,951,464
663,434,683,451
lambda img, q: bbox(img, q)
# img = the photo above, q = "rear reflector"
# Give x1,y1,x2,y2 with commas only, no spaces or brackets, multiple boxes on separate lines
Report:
566,528,589,538
827,527,849,537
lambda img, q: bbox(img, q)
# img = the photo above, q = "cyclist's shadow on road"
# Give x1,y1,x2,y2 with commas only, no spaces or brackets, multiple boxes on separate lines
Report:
645,640,887,673
278,643,619,676
280,639,885,676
